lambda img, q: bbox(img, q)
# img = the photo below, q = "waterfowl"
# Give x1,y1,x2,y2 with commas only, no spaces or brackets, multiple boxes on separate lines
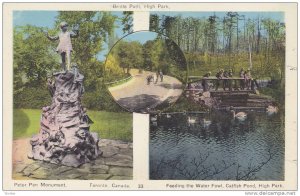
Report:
152,121,158,126
266,105,278,115
188,116,197,124
166,114,171,118
202,118,212,129
230,109,247,121
150,115,157,122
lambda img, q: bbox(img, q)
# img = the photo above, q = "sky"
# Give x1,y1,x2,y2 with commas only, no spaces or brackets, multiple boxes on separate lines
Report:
13,11,58,28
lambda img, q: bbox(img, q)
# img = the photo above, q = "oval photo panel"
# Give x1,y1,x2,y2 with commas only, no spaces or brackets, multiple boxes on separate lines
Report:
104,31,187,113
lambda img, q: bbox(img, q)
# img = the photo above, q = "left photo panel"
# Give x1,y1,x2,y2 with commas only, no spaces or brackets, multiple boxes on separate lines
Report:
12,10,133,180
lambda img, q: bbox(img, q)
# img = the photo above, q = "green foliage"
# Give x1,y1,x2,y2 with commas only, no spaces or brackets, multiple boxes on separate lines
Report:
82,86,126,112
143,39,162,71
114,40,144,74
259,85,285,106
14,86,52,109
104,53,125,81
13,26,59,87
13,84,125,113
151,40,164,70
142,38,187,82
150,13,285,82
106,36,187,83
164,39,187,82
149,14,160,33
160,96,209,112
13,109,133,141
13,11,128,111
187,52,284,81
143,40,156,71
121,11,133,34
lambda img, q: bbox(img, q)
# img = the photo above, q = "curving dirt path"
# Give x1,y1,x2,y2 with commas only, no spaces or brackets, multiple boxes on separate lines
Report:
109,69,183,113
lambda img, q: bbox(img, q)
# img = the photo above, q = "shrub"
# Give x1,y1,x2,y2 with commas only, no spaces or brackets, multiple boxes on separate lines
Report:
14,86,52,109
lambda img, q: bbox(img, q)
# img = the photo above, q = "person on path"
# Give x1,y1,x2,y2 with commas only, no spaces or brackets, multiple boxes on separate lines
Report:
159,70,164,82
155,71,159,84
147,75,153,85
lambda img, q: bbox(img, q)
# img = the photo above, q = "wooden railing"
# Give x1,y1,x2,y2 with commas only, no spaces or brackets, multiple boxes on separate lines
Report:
187,76,259,93
188,76,246,83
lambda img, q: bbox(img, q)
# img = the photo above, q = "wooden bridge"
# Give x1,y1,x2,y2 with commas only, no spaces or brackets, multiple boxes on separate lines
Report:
186,76,273,111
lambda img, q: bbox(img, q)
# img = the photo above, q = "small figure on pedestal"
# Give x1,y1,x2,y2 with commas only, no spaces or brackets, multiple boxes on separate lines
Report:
44,22,79,71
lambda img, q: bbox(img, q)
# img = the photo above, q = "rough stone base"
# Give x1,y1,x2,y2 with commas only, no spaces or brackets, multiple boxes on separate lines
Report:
13,138,133,180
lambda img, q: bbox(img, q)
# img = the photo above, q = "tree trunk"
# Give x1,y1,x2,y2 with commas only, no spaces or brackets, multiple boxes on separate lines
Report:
248,34,253,69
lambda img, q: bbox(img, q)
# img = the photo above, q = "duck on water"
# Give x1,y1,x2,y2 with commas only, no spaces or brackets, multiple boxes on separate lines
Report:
230,106,247,121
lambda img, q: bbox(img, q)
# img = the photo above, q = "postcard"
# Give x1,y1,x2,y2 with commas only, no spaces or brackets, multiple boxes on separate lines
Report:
2,2,297,192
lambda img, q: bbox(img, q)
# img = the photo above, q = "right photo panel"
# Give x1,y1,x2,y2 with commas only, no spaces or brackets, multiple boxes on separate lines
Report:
149,12,285,181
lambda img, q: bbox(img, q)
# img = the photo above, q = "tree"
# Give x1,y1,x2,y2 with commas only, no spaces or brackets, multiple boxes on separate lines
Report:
13,25,59,86
150,12,285,84
113,40,143,73
13,25,60,108
150,14,160,33
142,39,164,71
104,53,123,79
207,15,218,55
121,11,133,34
143,40,154,71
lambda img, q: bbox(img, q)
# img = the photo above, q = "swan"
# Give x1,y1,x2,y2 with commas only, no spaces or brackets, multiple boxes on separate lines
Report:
188,116,197,124
266,105,278,115
150,115,157,122
152,121,158,126
166,114,171,118
230,109,247,121
202,118,212,129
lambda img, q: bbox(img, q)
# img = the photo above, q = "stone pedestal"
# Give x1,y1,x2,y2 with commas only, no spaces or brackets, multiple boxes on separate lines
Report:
28,67,101,167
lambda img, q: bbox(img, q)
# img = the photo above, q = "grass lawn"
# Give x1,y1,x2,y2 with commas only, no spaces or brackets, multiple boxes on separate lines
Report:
107,76,132,88
13,109,133,142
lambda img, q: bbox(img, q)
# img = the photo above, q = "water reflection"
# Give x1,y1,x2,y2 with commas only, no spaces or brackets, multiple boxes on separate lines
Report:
149,111,284,180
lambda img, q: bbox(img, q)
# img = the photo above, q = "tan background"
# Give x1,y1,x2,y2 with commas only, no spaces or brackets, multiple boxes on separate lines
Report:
2,2,297,191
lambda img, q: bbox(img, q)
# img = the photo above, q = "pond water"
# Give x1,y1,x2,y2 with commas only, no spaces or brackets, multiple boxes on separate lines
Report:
149,110,284,180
